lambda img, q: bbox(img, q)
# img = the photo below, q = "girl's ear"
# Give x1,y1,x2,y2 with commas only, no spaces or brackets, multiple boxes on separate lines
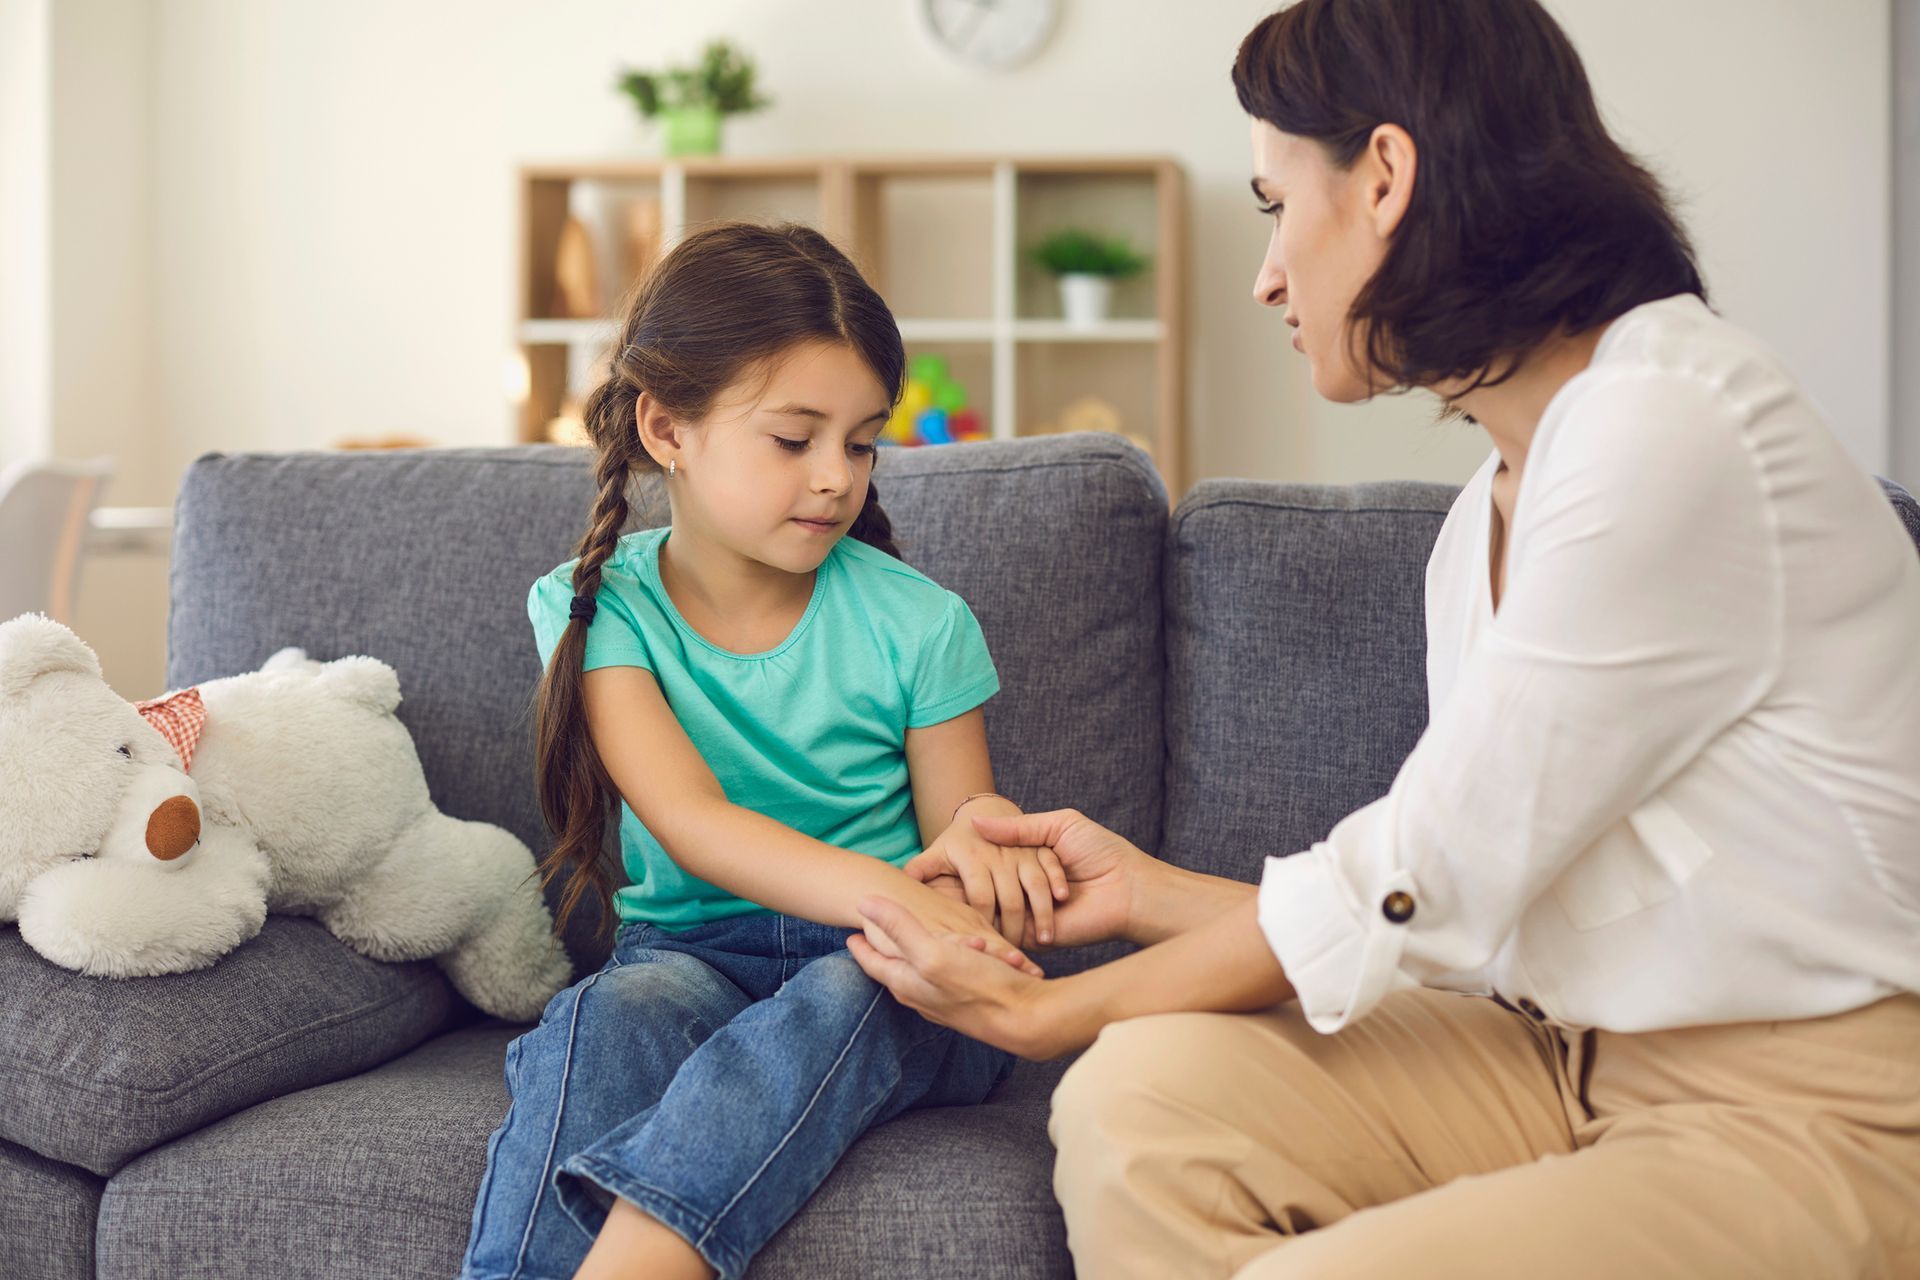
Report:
634,391,685,468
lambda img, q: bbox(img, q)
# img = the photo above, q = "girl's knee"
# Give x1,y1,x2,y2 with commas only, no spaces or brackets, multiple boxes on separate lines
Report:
795,950,885,1008
516,952,744,1076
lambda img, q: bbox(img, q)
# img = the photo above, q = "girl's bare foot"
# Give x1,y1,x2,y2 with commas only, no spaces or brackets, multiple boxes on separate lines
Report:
570,1196,713,1280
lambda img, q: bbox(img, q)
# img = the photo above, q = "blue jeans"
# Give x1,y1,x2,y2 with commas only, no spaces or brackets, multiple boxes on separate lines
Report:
459,912,1014,1280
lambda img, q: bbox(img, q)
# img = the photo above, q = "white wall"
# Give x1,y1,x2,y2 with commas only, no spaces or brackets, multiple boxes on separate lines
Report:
0,0,52,468
48,0,171,700
134,0,1891,490
14,0,1898,693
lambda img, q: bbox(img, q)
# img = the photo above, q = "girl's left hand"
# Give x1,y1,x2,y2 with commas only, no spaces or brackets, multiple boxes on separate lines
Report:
904,821,1068,950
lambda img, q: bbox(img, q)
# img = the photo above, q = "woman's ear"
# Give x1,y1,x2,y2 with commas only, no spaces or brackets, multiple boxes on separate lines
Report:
1363,123,1417,240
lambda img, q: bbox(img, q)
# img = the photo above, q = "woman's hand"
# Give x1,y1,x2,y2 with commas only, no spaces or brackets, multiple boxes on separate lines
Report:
935,808,1156,951
848,894,1080,1059
904,817,1068,949
854,894,1294,1062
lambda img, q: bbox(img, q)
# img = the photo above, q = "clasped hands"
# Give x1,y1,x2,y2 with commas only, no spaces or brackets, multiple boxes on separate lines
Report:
866,806,1064,981
877,805,1143,961
910,805,1070,952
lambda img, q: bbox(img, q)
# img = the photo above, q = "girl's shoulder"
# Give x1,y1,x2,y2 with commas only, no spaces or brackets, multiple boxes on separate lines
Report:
528,529,664,616
829,535,963,618
535,528,662,587
825,539,987,661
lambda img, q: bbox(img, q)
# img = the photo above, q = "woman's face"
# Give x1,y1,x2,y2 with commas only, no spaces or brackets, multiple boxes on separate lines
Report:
664,339,891,576
1248,119,1395,403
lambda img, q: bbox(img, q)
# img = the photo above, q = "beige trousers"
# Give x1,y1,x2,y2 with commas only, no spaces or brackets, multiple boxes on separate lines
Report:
1048,987,1920,1279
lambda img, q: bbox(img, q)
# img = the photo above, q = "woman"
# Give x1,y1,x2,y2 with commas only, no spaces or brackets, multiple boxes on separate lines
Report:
847,1,1920,1276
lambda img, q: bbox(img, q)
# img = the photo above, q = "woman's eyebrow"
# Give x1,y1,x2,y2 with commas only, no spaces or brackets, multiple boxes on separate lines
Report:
767,404,890,426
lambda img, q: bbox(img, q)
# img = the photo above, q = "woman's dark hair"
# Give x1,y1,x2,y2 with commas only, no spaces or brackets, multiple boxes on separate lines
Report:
1233,0,1707,394
534,220,906,939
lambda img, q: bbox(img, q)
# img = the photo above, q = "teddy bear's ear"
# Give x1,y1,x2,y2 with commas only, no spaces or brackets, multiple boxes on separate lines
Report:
0,613,103,700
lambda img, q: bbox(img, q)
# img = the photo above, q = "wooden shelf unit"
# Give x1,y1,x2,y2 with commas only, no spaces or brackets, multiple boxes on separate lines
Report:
515,154,1189,496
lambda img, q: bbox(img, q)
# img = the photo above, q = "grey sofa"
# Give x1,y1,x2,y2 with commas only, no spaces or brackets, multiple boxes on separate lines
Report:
5,432,1915,1279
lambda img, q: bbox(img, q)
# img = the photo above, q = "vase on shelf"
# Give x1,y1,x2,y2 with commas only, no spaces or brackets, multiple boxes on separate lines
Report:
662,105,722,157
1058,274,1114,327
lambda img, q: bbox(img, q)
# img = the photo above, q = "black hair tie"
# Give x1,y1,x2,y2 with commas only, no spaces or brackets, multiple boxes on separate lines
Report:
569,595,598,623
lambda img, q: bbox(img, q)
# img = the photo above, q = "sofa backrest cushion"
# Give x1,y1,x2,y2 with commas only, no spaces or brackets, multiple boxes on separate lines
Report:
1161,475,1920,888
168,434,1167,978
1160,479,1458,883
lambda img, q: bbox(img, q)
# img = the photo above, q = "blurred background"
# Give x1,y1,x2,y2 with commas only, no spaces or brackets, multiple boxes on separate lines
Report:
1,0,1911,698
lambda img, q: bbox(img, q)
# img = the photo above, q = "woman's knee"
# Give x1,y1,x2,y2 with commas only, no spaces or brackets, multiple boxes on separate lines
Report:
1050,1012,1250,1153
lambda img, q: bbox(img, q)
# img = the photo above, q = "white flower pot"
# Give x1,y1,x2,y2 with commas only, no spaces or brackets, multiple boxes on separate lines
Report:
1058,274,1114,327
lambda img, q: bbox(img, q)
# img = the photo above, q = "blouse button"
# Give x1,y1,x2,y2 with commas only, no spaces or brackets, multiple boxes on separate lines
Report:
1381,891,1416,924
1517,997,1546,1022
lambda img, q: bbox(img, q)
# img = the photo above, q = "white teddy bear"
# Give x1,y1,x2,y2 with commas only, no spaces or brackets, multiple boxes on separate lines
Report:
0,613,572,1022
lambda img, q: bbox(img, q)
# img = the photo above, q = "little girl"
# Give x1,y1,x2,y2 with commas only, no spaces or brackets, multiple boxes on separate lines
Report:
459,221,1067,1280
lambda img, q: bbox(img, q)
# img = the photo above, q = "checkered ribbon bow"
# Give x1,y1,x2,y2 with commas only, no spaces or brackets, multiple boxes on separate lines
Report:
134,686,207,772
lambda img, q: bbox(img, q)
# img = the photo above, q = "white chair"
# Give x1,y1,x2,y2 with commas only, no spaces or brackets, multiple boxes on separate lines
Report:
0,457,114,625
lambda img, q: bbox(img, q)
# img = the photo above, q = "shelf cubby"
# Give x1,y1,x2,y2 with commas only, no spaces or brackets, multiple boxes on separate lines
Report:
516,154,1188,496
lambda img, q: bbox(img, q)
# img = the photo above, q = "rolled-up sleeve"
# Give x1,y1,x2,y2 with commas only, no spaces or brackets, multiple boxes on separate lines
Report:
1258,368,1782,1033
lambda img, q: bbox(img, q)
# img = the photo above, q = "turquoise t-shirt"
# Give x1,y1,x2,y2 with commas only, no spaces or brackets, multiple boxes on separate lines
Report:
528,527,1000,930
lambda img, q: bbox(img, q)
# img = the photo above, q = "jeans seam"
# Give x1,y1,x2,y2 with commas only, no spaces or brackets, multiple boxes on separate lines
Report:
696,985,888,1253
463,1048,521,1263
509,966,615,1280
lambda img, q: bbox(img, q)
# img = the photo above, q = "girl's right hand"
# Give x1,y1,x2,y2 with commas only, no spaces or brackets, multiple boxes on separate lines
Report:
960,809,1151,951
888,878,1045,978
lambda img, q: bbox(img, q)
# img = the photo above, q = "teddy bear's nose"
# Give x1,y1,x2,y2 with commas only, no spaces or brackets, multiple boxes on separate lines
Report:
145,795,201,861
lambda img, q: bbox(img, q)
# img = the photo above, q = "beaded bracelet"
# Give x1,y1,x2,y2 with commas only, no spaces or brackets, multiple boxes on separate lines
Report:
951,791,1008,823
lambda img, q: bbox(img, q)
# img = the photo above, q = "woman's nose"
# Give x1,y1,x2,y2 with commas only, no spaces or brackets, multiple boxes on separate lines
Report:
1253,266,1286,307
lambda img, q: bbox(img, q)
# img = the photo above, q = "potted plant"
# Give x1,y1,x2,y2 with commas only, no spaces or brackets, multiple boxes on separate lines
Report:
1029,229,1150,326
615,40,772,157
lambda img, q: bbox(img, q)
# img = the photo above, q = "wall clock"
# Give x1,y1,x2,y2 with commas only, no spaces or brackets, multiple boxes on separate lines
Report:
920,0,1061,70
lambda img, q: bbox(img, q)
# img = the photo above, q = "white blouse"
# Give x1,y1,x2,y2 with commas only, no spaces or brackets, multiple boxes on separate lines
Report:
1258,293,1920,1035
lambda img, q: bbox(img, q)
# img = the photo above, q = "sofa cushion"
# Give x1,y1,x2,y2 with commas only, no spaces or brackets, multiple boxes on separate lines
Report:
1160,480,1457,884
0,918,460,1176
96,1023,1074,1280
1878,477,1920,547
1162,476,1920,887
167,434,1168,980
0,1136,99,1280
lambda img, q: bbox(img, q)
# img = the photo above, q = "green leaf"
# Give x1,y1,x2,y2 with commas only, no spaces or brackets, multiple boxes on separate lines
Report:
1028,229,1150,278
614,39,772,120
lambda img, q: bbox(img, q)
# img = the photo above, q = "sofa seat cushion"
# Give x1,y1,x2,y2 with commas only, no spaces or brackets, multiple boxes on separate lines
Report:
97,1024,1073,1279
0,917,461,1176
0,1136,100,1280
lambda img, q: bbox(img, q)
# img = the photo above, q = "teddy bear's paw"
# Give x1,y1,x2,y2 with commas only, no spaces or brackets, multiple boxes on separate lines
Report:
437,874,573,1022
16,827,270,978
